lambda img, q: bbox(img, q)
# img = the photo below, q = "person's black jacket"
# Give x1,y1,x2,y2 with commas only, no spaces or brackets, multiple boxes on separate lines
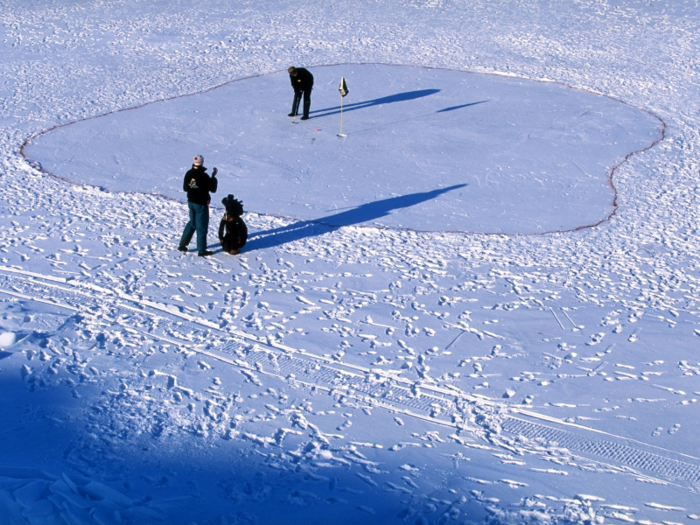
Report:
290,68,314,93
183,165,218,205
219,213,248,252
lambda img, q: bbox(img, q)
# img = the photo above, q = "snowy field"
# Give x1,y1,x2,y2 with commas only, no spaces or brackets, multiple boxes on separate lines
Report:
1,1,700,524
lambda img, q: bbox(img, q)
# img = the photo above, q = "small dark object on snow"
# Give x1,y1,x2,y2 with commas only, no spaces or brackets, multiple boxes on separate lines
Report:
219,195,248,255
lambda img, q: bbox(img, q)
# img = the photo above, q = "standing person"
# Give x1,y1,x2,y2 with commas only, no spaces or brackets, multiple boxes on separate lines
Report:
288,66,314,121
178,155,218,257
219,194,248,255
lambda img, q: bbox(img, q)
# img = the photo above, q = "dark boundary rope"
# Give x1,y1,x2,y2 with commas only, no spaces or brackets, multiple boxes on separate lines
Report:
19,63,667,238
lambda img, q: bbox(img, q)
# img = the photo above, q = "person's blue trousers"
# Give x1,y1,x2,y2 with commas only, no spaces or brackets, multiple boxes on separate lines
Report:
179,202,209,254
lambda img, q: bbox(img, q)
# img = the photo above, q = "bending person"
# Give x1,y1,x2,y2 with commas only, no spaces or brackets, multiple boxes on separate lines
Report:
288,66,314,121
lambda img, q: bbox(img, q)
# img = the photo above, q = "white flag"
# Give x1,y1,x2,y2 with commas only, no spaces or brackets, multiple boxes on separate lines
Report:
339,77,349,97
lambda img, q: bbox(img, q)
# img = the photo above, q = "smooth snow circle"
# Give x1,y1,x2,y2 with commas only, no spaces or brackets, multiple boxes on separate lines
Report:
22,64,663,234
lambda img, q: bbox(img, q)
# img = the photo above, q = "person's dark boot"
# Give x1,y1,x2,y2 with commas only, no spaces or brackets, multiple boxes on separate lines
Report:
198,250,213,257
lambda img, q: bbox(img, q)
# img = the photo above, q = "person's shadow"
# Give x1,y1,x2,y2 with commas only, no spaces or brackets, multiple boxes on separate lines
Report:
310,89,440,118
245,184,467,251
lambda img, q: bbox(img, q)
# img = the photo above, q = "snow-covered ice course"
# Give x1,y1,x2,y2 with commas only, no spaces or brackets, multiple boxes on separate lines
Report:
1,1,700,524
23,63,662,234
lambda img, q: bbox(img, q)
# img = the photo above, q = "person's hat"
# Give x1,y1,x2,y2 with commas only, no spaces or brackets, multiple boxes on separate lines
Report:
288,66,296,73
193,155,204,166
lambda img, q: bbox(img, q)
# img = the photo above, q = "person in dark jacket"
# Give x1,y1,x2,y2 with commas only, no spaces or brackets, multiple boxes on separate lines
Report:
219,195,248,255
288,66,314,120
178,155,218,256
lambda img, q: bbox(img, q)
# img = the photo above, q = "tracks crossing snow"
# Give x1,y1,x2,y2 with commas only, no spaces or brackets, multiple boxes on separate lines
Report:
2,265,700,492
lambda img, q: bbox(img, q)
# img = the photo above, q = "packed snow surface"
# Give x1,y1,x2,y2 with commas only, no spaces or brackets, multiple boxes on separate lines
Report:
24,64,662,233
1,1,700,524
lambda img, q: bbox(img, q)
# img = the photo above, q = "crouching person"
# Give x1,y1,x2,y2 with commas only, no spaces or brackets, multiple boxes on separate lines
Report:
219,195,248,255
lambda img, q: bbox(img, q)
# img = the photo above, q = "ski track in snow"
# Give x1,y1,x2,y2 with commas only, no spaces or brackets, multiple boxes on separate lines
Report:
2,0,700,524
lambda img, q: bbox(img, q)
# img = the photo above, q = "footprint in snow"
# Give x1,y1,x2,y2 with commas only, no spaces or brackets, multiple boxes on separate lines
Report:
337,419,352,431
652,426,663,437
669,423,680,435
586,333,605,346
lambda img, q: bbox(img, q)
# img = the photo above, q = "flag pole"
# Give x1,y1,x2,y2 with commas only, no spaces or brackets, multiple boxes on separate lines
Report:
338,76,348,138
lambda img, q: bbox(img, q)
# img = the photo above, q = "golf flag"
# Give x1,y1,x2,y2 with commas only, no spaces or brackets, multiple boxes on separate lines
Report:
338,76,349,137
339,77,349,97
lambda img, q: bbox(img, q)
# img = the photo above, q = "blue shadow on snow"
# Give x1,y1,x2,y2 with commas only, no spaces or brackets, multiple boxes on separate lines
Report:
310,89,440,118
244,184,467,252
436,101,488,113
347,99,489,136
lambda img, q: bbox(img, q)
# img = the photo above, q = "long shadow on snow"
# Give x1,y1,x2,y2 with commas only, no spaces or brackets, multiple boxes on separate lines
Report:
309,88,440,118
0,356,506,525
348,100,489,136
0,307,542,524
245,184,467,252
